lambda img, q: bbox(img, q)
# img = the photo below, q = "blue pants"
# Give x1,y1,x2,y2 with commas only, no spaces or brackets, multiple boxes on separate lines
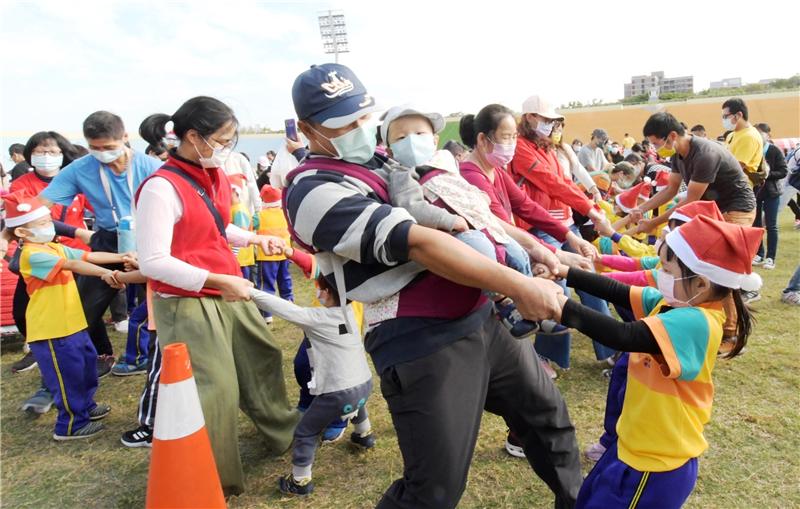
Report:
785,265,800,293
754,194,780,260
123,302,150,366
258,260,294,318
533,226,616,367
599,353,629,449
293,338,347,430
240,265,255,283
456,230,532,277
576,442,697,509
29,330,98,436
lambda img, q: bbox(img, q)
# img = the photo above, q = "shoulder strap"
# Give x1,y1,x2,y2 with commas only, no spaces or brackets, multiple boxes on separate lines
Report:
160,165,227,240
287,158,390,202
99,161,134,225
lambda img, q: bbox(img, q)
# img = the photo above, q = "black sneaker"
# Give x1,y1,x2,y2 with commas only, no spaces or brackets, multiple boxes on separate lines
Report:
96,355,115,379
120,425,153,448
504,430,526,458
89,404,111,421
350,431,376,449
53,421,105,441
277,474,314,497
494,298,540,338
11,352,38,373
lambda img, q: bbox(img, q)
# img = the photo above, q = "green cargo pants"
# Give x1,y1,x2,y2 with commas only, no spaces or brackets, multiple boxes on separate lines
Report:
153,295,300,495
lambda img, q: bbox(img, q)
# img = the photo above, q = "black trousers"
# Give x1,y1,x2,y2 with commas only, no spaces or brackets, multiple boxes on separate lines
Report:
137,331,161,429
375,317,582,509
78,229,124,356
12,276,28,339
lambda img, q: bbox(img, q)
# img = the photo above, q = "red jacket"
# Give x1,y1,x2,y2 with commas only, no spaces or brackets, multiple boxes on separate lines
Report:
10,171,91,250
510,137,597,228
136,156,241,298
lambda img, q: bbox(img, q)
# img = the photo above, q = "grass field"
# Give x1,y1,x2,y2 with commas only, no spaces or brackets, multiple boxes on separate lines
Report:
1,211,798,509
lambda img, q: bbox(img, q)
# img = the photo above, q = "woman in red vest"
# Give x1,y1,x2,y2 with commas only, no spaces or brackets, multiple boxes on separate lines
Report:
136,96,298,496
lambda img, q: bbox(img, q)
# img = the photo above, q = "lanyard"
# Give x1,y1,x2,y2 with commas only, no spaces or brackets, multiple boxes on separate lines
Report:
99,159,134,225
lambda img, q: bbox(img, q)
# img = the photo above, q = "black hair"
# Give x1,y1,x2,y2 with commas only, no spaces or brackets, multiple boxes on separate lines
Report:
458,104,514,148
624,152,644,165
611,161,636,176
718,130,732,142
690,124,705,133
83,111,125,140
679,122,688,130
139,96,239,147
239,152,250,162
572,138,583,145
630,143,644,153
665,244,751,359
73,144,89,157
443,139,466,157
145,142,168,156
316,275,341,306
8,143,24,157
642,112,685,139
23,131,82,167
722,97,748,121
267,150,276,157
754,122,770,134
624,133,629,136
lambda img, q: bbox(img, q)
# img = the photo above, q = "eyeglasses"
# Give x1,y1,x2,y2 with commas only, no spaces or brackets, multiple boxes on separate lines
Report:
31,149,62,156
721,113,737,120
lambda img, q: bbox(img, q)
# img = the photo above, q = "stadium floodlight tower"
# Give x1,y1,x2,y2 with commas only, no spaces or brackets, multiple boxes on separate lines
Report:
318,10,349,63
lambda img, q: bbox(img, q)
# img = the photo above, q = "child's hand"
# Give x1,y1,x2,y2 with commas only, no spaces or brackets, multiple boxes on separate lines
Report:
101,271,125,289
451,216,469,233
252,235,286,256
122,253,139,271
532,263,557,280
594,217,615,238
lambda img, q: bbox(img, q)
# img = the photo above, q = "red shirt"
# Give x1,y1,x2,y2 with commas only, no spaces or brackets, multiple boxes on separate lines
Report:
459,161,568,244
10,171,91,250
510,137,597,226
136,155,241,298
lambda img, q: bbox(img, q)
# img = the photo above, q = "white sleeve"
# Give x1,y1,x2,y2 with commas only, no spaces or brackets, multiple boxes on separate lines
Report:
226,223,255,247
250,289,318,327
244,161,262,212
564,144,596,191
135,177,210,292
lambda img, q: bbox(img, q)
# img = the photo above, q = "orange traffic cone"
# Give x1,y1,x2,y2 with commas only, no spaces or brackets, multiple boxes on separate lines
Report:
146,343,226,508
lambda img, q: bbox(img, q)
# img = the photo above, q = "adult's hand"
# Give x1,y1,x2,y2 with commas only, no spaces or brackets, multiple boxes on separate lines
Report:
122,253,139,271
286,137,305,153
525,242,560,275
532,263,558,280
628,207,644,224
212,274,255,301
631,218,655,235
566,231,599,260
512,277,564,322
251,235,286,256
556,250,594,272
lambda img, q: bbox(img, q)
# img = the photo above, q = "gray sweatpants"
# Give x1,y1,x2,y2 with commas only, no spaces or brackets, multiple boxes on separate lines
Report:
293,379,373,467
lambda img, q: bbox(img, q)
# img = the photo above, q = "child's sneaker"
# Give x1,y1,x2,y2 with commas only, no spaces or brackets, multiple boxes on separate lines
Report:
742,290,761,304
11,352,38,373
111,359,148,376
752,255,764,266
504,431,526,458
20,387,53,414
89,404,111,421
277,474,314,497
584,442,607,462
53,421,105,441
120,425,153,448
781,290,800,305
113,319,129,333
350,431,376,449
539,320,570,336
494,298,540,338
763,258,775,270
96,355,116,379
321,425,346,443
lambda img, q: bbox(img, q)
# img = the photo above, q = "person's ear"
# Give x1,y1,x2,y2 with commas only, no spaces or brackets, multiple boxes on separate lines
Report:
297,120,314,141
386,146,394,158
695,275,711,292
433,134,440,147
123,132,129,144
14,227,29,239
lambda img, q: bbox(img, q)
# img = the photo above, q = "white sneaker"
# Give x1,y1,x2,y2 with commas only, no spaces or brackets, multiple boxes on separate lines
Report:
781,291,800,306
113,320,129,333
763,258,775,270
742,291,761,304
264,316,273,325
752,255,764,266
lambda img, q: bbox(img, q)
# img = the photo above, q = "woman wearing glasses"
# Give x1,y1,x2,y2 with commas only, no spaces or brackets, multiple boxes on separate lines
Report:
136,97,298,497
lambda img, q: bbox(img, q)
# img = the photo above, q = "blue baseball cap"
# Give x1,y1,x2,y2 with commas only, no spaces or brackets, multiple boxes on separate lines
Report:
292,63,380,129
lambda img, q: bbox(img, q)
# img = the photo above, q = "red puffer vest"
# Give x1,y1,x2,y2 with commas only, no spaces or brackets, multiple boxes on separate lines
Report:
135,155,241,297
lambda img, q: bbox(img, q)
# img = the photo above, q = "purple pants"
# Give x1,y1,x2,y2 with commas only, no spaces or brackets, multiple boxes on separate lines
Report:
576,442,697,509
29,330,98,436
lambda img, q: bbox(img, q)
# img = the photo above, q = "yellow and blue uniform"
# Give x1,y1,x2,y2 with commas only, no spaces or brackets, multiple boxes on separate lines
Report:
230,202,255,279
254,206,294,317
577,285,724,509
20,242,100,437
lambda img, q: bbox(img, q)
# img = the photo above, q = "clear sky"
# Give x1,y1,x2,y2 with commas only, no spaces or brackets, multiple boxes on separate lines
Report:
1,0,797,136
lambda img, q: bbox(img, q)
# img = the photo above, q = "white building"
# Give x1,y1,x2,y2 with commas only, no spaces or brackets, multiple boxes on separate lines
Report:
624,72,694,98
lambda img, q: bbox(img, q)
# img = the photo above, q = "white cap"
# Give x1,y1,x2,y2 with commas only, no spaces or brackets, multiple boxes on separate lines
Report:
521,95,564,120
380,104,444,145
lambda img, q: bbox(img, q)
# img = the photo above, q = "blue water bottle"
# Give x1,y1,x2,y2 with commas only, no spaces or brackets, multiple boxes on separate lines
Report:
117,216,136,253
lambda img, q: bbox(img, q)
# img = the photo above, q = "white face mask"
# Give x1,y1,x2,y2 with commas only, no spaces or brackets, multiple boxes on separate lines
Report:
24,224,56,243
390,133,436,168
193,137,231,169
722,116,736,131
31,154,63,175
656,269,699,307
535,119,554,138
90,147,125,164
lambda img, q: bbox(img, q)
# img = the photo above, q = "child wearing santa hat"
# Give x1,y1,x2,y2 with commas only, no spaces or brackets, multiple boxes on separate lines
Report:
253,185,293,324
549,215,761,507
2,191,125,440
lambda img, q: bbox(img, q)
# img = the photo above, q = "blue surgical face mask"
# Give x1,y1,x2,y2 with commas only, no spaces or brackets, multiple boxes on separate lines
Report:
326,122,378,164
25,224,56,243
390,133,436,168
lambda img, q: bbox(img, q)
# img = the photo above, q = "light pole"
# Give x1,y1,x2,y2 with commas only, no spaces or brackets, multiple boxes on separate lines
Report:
318,10,349,63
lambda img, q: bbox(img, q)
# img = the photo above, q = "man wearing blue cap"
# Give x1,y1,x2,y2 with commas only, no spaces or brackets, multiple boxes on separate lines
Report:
283,63,582,508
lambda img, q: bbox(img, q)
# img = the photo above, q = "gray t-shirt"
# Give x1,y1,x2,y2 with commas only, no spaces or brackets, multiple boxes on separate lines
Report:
578,145,608,172
670,136,755,213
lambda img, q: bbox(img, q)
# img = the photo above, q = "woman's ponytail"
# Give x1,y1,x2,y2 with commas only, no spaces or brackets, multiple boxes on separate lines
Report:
139,113,172,146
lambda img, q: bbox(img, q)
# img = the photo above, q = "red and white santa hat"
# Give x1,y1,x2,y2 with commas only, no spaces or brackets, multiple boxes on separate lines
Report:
670,200,725,224
2,191,51,228
665,215,764,291
260,185,282,207
654,170,671,191
228,173,247,197
615,179,654,213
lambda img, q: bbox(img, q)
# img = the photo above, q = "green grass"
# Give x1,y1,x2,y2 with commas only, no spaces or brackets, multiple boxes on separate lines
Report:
437,120,462,148
2,211,799,508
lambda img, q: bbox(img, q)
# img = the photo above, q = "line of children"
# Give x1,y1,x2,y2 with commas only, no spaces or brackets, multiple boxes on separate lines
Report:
551,215,761,508
4,191,126,440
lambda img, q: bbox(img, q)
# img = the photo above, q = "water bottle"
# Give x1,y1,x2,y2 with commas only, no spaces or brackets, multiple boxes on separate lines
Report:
117,216,136,253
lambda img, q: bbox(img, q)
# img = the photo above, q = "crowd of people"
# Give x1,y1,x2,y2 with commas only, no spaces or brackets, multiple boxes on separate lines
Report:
1,62,798,508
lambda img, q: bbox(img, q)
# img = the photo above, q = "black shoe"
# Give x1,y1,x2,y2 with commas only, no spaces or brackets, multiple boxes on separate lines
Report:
96,355,115,379
11,352,38,373
120,425,153,448
350,431,376,449
53,421,105,441
494,298,540,338
89,404,111,421
277,474,314,496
